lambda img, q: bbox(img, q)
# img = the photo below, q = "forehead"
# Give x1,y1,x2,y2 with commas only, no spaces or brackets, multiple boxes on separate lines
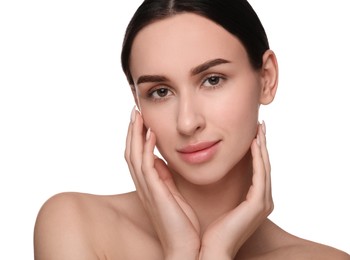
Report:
129,13,249,78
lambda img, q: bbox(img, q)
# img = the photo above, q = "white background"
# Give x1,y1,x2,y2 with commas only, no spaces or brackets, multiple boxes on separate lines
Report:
0,0,349,258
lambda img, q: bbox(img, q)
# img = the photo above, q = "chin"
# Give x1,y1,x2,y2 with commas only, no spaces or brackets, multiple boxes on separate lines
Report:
167,159,236,186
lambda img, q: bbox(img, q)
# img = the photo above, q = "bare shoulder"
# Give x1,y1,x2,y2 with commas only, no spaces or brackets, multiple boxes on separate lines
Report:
244,220,350,260
263,240,350,260
34,191,157,260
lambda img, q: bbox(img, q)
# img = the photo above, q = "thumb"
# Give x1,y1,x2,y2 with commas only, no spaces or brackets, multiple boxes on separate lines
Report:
154,158,179,195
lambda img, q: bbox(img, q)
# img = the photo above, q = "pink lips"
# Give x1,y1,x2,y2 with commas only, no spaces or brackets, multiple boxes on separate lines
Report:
177,141,221,164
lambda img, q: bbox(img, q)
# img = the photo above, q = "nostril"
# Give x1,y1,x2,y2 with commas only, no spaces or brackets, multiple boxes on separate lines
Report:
176,114,205,136
176,97,206,136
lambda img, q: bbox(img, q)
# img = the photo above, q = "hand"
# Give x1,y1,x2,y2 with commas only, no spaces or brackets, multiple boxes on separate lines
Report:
124,108,200,259
200,122,273,259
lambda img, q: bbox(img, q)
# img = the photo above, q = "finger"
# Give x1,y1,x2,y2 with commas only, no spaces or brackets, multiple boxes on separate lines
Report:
141,128,170,197
124,107,141,190
129,109,149,194
256,122,271,191
142,129,186,205
141,129,182,197
124,106,136,161
142,130,202,238
142,130,200,228
250,132,266,199
154,158,180,196
141,128,157,177
141,129,184,210
259,121,273,201
259,121,270,175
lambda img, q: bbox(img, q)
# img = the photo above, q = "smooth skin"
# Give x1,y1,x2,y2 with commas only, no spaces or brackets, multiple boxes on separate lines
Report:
34,13,350,260
126,109,272,259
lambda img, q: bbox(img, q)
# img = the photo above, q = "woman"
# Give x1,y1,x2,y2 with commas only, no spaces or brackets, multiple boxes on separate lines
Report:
34,0,350,259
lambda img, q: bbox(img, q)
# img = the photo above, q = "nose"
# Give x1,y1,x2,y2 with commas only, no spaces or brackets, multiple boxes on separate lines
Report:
176,94,205,136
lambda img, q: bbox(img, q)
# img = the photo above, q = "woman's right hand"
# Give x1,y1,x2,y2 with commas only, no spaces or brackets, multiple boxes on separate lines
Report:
124,107,200,260
199,123,273,259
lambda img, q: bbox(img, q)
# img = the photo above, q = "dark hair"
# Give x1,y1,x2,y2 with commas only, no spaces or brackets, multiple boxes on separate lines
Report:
121,0,269,85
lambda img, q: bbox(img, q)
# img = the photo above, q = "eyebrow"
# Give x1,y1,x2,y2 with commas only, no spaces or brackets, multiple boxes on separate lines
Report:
190,58,231,76
136,58,231,85
137,75,168,85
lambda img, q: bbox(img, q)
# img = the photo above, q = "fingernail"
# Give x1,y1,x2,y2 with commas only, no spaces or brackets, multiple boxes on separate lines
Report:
146,127,151,141
262,120,266,135
130,106,136,123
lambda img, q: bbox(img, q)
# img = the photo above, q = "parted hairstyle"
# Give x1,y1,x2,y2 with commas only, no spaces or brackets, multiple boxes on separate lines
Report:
121,0,270,85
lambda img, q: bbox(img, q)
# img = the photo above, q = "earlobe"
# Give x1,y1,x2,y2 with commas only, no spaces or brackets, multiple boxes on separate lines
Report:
259,50,279,105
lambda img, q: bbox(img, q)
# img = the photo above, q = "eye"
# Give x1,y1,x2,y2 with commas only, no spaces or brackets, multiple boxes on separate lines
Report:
148,87,172,100
202,75,225,88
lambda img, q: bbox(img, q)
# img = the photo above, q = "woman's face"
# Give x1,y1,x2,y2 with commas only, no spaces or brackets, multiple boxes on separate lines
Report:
129,13,267,185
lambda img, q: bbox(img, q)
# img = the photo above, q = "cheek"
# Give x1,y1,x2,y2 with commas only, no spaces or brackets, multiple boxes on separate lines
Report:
141,108,166,131
140,106,175,149
153,122,176,162
212,83,260,138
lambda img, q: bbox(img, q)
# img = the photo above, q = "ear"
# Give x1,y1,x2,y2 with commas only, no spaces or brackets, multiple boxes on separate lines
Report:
259,50,279,105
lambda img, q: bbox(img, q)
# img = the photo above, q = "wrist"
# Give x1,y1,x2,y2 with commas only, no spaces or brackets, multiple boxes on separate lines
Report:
200,252,231,260
165,251,199,260
164,240,200,260
199,245,234,260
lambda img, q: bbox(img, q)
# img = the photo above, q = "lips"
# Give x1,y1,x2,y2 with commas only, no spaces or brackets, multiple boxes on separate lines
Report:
177,140,221,164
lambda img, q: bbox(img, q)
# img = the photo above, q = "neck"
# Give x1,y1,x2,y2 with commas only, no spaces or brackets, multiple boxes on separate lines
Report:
173,151,253,234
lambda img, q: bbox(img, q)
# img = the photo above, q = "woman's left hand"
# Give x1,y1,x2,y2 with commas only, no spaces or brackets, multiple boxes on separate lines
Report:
199,122,273,259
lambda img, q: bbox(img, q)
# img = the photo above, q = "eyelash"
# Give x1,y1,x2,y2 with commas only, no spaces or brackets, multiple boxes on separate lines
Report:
147,74,226,101
147,87,172,102
202,74,226,89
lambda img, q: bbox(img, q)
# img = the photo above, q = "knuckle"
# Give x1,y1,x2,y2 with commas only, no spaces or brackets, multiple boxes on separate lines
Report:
255,198,274,216
124,150,129,161
252,199,265,212
264,200,274,215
